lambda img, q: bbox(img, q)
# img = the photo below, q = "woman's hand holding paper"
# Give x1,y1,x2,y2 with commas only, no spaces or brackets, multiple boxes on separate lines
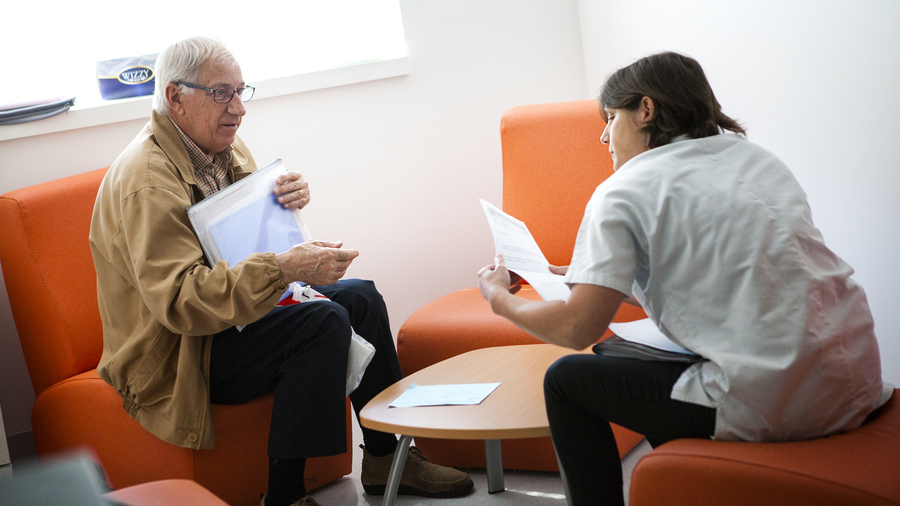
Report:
548,264,568,276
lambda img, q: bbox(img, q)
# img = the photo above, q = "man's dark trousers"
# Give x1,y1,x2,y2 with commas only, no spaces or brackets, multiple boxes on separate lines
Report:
209,279,403,459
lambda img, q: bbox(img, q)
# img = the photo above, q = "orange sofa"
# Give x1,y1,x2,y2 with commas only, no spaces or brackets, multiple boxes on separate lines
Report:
396,100,647,471
0,168,352,506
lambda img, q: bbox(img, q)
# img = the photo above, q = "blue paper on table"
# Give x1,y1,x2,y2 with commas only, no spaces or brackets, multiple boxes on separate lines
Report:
186,159,311,301
389,382,502,408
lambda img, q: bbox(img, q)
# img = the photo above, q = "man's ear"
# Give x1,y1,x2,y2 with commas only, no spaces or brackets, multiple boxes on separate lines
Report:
639,96,656,124
165,83,184,116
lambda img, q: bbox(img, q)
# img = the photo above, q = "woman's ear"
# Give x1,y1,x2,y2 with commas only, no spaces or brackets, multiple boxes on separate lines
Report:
639,96,656,124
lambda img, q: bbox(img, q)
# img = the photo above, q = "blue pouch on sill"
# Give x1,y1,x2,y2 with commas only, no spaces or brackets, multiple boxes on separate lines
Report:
96,53,158,100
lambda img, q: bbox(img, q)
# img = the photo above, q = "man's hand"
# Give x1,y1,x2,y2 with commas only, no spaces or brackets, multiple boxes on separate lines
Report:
275,240,359,286
273,171,310,209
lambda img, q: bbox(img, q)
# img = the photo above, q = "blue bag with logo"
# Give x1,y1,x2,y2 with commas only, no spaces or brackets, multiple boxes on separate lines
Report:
96,53,158,100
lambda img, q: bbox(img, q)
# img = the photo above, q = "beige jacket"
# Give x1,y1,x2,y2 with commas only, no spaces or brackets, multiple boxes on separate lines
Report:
89,111,288,449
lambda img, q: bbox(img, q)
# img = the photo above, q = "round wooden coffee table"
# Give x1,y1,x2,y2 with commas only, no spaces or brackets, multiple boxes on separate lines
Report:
359,343,582,505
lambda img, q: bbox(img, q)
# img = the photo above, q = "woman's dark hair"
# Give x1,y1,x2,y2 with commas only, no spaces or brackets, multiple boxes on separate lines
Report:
600,52,745,148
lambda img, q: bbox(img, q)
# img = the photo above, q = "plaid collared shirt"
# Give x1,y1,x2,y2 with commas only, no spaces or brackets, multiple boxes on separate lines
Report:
171,119,233,198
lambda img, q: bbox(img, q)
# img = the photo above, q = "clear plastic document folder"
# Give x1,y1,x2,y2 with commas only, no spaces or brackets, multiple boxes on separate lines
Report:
186,158,311,279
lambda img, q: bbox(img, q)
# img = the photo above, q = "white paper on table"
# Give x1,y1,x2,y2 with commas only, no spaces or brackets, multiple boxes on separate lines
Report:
479,199,570,301
607,319,694,355
389,382,502,408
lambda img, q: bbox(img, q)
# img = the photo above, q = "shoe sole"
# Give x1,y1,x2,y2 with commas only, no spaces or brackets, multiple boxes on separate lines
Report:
363,480,474,498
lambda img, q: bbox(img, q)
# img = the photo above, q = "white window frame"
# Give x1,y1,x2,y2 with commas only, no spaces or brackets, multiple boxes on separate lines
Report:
0,0,409,142
0,57,410,142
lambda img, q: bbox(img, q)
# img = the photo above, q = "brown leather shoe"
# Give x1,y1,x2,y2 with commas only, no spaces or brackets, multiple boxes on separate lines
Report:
361,445,474,498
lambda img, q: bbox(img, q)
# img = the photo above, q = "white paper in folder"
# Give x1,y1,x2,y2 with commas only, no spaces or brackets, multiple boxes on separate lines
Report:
186,158,312,301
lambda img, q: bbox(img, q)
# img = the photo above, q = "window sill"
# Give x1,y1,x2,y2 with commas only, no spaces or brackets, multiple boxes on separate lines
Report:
0,56,410,142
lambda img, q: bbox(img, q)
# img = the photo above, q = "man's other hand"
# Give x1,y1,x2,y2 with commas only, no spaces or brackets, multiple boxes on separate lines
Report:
275,240,359,286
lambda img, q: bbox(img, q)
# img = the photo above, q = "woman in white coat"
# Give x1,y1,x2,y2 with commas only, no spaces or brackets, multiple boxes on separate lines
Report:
477,52,889,506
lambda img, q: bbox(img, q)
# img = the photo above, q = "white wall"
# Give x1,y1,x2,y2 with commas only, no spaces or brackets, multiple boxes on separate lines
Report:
577,0,900,384
0,1,588,438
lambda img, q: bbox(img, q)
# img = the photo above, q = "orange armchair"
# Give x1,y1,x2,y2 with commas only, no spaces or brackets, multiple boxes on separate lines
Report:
0,169,352,506
396,100,647,471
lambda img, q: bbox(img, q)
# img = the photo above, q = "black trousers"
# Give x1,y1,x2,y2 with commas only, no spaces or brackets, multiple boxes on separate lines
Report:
209,279,403,459
544,354,717,506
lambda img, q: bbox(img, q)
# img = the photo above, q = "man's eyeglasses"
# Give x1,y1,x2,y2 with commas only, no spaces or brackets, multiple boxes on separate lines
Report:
174,81,255,104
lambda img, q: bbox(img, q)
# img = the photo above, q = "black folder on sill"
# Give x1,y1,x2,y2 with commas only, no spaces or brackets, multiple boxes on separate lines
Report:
0,96,76,125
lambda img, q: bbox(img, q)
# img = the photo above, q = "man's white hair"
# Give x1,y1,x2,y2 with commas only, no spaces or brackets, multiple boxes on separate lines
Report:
153,37,239,116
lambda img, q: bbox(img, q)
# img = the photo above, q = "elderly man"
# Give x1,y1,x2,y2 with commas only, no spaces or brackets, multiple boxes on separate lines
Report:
89,37,472,506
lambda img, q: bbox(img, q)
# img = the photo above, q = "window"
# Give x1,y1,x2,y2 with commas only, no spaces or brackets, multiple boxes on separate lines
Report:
1,0,407,109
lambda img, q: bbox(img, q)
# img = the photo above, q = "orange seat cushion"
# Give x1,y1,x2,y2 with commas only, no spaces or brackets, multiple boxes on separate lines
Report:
630,391,900,506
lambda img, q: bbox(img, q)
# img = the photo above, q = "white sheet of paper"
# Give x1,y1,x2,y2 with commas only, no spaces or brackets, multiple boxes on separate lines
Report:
480,199,571,301
607,319,694,355
389,382,502,408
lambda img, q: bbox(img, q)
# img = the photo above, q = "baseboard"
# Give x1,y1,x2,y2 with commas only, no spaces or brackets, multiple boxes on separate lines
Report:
7,430,37,464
